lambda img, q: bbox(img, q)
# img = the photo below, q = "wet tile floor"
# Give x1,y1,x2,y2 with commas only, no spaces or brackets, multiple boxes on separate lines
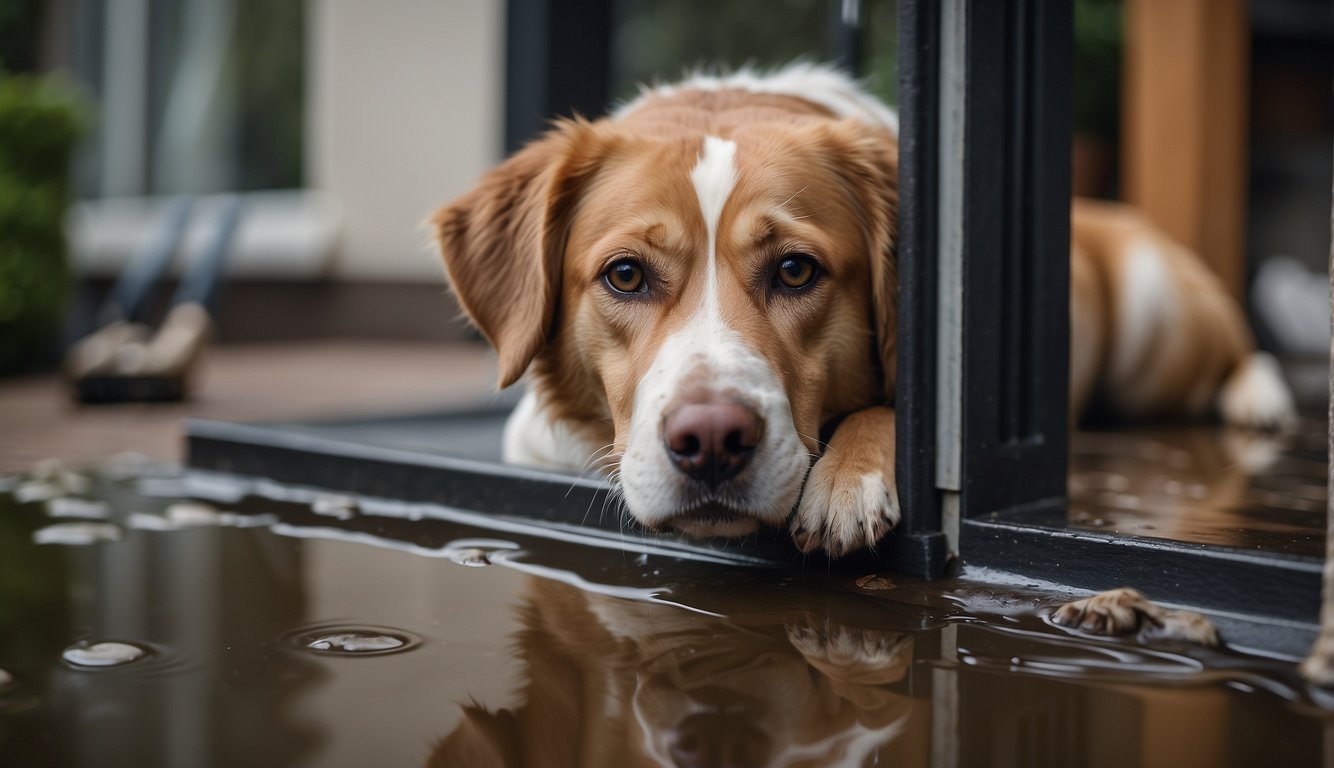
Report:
1068,416,1327,557
1,455,1332,767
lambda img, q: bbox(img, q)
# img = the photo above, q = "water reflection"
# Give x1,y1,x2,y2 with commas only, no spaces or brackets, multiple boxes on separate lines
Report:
0,461,1330,767
426,574,1327,767
1069,420,1326,554
0,481,321,767
429,578,928,767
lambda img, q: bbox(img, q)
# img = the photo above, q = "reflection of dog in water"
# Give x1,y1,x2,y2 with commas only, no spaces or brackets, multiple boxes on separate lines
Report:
427,578,928,767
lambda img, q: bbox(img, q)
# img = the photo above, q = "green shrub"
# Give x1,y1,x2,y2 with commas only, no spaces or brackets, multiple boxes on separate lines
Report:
0,71,84,373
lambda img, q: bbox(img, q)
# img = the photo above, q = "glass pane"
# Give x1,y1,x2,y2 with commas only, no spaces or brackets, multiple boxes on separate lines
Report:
610,0,898,108
610,0,835,101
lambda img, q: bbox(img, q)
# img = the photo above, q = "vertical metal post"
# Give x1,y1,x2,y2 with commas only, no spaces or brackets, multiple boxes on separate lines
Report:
832,0,863,75
896,0,1071,575
957,0,1071,521
893,0,951,577
935,0,967,552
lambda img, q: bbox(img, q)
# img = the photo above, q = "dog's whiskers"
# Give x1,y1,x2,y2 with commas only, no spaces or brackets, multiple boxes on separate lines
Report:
583,443,619,473
584,463,622,528
627,206,653,228
602,470,625,527
795,430,831,458
566,444,620,513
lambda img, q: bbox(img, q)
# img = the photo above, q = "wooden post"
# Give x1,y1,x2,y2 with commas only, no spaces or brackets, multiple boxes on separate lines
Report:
1122,0,1250,298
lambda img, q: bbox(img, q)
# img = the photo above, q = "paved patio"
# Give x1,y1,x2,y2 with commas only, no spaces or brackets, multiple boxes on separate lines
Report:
0,340,497,472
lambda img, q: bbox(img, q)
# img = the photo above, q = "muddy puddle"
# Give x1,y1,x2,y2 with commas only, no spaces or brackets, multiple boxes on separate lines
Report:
1,459,1331,767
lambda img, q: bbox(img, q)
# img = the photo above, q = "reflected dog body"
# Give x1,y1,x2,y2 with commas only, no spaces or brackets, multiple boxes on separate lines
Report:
433,63,1293,557
428,579,928,767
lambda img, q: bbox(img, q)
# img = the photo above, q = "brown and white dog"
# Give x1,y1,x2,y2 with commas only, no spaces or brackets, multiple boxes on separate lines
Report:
432,63,1294,559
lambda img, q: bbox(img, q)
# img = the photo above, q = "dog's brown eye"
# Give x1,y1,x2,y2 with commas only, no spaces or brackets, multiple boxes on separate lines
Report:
775,255,818,290
605,259,646,294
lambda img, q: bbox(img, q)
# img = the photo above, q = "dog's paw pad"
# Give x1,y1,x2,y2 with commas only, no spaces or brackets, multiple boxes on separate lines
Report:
1052,588,1147,635
1051,588,1218,646
791,470,899,558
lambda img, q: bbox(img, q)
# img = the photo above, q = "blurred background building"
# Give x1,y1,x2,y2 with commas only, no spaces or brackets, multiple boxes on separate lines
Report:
23,0,504,344
1,0,1331,362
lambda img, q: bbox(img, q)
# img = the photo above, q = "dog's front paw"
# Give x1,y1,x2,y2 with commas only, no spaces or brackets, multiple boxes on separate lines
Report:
1301,632,1334,686
1218,352,1296,431
1051,587,1219,646
1301,648,1334,687
791,465,899,558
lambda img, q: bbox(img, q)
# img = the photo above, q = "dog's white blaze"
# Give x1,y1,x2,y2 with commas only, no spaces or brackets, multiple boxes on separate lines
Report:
690,135,738,320
617,136,808,530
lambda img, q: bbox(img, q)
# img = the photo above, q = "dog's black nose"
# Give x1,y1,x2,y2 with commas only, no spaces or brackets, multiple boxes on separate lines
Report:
663,395,761,487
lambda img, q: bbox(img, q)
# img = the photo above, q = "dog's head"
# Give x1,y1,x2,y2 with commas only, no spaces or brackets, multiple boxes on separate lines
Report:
432,91,898,537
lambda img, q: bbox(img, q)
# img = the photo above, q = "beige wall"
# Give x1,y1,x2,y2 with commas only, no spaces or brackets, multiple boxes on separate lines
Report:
309,0,504,281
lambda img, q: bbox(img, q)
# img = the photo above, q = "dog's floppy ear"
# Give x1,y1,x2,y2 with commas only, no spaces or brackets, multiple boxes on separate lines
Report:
431,120,601,388
829,119,900,400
